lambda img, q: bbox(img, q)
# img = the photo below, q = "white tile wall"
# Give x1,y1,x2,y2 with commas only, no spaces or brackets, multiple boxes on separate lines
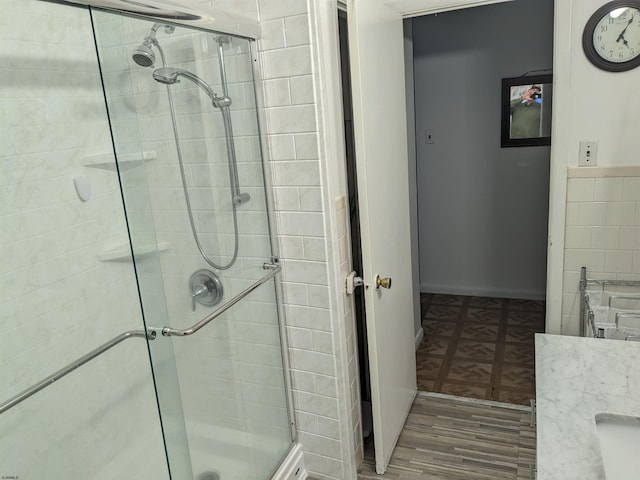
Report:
256,1,362,478
335,196,364,468
563,171,640,335
0,1,167,478
93,9,296,479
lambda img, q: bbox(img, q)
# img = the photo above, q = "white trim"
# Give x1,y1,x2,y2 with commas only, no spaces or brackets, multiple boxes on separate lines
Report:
567,165,640,178
383,0,514,18
417,391,533,412
420,283,546,301
308,2,361,479
545,0,573,335
414,326,424,351
404,18,423,353
271,443,307,480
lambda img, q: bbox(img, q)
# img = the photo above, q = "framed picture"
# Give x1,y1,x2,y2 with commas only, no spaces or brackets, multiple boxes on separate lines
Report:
501,74,552,148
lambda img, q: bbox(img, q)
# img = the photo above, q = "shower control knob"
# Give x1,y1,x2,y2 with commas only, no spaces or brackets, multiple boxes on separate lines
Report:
191,284,209,311
189,270,224,311
375,275,392,290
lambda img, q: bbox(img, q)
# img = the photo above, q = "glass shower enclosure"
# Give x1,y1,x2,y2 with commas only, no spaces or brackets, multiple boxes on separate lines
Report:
0,1,293,479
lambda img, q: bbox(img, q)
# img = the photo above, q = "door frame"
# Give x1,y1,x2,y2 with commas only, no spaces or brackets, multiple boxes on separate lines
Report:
308,0,562,475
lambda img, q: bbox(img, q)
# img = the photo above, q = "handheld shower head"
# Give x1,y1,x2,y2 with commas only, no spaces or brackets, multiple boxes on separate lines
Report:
152,68,231,108
152,67,183,85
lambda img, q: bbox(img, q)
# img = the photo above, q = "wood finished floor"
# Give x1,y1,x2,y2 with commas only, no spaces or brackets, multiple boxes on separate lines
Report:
357,394,536,480
417,293,545,406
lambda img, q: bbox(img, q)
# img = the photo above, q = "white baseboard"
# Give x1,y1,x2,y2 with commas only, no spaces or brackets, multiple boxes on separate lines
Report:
271,443,306,480
414,327,424,351
419,283,545,301
417,391,532,412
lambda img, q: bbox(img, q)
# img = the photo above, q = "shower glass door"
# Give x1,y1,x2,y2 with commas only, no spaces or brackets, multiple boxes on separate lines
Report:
0,1,171,478
91,9,293,480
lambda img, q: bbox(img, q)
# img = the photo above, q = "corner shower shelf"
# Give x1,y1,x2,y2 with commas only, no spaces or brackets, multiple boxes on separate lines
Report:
98,241,170,262
83,150,157,172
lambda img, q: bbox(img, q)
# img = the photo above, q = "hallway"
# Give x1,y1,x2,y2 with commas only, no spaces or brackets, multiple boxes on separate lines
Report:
416,294,544,406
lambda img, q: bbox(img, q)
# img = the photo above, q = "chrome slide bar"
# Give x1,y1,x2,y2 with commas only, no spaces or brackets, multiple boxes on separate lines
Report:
0,266,280,414
0,329,150,415
162,265,280,337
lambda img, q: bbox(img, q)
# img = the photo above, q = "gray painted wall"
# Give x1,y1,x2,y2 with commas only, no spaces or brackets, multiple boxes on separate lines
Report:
412,0,553,300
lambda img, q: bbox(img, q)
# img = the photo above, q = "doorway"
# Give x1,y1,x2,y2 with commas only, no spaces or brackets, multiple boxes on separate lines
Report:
411,0,553,406
340,0,553,426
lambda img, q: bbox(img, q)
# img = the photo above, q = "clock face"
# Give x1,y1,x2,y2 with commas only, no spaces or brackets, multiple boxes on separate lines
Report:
583,1,640,71
593,6,640,63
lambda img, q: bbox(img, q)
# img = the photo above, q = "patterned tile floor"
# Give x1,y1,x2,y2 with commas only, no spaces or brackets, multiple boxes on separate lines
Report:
417,293,545,406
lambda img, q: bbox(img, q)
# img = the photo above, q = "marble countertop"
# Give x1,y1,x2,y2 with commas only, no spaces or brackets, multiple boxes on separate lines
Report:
535,334,640,479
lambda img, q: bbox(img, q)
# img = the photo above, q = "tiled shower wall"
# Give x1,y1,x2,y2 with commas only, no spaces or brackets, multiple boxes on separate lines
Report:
198,2,365,477
111,1,365,474
93,12,293,479
562,167,640,335
92,1,364,475
0,1,167,478
255,1,362,478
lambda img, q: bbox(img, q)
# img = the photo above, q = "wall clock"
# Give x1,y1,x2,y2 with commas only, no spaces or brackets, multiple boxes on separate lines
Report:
582,1,640,72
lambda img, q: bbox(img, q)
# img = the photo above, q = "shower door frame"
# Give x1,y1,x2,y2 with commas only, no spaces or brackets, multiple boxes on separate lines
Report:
42,0,262,39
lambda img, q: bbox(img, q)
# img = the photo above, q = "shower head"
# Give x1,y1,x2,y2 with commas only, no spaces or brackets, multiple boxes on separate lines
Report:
152,67,231,108
131,23,175,68
132,42,155,67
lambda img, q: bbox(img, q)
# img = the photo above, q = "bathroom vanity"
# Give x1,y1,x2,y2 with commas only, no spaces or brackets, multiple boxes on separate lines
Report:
535,334,640,479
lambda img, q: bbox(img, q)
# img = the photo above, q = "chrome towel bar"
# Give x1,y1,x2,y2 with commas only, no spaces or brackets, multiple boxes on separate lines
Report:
0,265,281,415
161,265,280,337
0,329,149,415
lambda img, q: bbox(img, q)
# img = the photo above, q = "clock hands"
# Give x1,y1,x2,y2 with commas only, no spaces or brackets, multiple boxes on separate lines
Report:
616,15,634,49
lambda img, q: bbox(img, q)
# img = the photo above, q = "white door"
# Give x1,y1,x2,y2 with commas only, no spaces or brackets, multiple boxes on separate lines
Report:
347,0,417,474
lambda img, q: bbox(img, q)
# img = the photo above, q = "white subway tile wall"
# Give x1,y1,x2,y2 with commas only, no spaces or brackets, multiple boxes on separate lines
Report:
0,1,168,478
256,0,362,477
563,173,640,335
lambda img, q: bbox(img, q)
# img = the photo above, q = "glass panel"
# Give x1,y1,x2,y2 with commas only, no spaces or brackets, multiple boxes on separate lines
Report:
177,277,292,479
92,11,274,302
91,9,293,480
0,1,169,478
89,10,194,478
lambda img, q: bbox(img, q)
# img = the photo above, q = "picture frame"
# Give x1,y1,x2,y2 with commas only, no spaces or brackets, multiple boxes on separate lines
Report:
501,74,553,148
